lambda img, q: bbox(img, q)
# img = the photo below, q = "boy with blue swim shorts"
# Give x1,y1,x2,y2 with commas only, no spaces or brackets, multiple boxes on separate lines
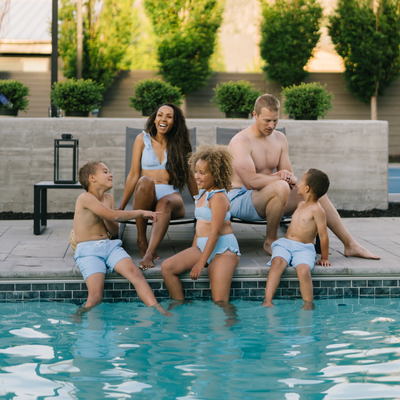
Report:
263,169,331,310
72,161,171,318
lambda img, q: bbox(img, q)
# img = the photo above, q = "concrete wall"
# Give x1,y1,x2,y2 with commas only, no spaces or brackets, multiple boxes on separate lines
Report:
2,70,399,155
0,118,388,213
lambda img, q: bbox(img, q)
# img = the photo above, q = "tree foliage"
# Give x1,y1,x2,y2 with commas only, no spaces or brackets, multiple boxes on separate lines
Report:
58,0,135,91
144,0,224,95
329,0,400,103
259,0,323,87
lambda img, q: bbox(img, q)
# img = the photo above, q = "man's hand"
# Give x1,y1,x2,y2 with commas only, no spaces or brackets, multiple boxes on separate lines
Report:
316,258,331,267
272,170,297,188
142,211,161,222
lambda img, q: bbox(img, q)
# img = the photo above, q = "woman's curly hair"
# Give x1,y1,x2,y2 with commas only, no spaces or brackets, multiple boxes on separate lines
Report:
144,103,192,192
190,144,234,192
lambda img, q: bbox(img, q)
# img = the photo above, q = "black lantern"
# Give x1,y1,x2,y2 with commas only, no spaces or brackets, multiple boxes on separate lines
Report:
54,133,79,184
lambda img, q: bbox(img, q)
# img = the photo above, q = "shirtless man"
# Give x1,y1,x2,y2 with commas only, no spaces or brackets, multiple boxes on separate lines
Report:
228,93,380,259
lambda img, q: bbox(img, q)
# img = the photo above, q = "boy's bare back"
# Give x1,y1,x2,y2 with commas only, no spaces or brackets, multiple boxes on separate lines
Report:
286,200,326,245
74,192,115,244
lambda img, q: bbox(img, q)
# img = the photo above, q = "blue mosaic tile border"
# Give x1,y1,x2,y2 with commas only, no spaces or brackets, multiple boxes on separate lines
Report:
0,278,399,303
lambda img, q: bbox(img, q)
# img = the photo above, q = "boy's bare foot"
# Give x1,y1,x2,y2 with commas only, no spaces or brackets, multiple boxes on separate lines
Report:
344,242,380,260
263,241,273,256
151,302,173,317
139,252,157,270
301,301,315,311
262,300,274,307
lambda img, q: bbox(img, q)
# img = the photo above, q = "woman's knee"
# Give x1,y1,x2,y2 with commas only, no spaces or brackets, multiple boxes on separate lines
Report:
156,196,173,212
136,176,155,194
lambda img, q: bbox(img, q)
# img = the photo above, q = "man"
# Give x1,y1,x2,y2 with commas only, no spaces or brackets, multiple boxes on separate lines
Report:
228,94,379,259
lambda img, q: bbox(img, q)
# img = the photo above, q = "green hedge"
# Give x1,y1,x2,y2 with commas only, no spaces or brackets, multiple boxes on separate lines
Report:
129,79,183,113
51,79,103,112
212,80,262,114
0,80,30,111
281,82,333,119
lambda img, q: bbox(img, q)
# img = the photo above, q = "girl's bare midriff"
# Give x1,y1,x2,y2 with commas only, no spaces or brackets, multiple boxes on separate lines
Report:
196,220,233,238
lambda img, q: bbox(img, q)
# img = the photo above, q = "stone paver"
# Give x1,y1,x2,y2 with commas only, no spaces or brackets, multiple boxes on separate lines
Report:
0,218,399,281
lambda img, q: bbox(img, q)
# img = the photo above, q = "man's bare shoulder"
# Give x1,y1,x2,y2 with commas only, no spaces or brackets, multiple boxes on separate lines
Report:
230,126,253,147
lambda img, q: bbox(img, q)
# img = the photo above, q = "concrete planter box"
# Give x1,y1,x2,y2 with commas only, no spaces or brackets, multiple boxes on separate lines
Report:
0,118,388,213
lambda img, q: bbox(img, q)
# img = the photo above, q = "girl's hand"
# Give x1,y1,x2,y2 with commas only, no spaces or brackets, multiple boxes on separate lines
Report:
142,211,161,222
190,262,205,280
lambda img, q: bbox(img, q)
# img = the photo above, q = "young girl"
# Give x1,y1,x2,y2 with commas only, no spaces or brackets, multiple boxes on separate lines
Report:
161,144,240,304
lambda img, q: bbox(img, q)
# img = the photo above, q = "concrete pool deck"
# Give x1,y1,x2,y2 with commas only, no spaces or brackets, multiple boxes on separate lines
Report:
1,218,400,301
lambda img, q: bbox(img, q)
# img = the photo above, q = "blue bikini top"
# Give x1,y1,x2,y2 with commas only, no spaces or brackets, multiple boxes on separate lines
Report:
141,131,167,170
194,189,231,222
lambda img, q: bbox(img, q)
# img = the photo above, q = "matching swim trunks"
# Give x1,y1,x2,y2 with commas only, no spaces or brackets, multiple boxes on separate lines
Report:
74,239,130,280
227,186,265,222
267,238,316,270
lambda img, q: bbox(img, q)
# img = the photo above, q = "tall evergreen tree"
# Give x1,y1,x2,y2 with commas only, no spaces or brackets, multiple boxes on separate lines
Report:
58,0,137,91
144,0,224,95
329,0,400,119
259,0,323,87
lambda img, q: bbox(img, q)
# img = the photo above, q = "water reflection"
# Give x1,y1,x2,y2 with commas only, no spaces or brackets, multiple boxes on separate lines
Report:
0,299,399,399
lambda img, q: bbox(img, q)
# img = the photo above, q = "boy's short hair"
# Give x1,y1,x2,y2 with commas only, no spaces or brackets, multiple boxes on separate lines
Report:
78,161,103,191
305,169,330,200
190,144,234,191
254,94,280,115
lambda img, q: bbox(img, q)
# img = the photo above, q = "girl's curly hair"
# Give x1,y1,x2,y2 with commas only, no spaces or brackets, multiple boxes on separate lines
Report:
144,103,192,192
190,144,234,192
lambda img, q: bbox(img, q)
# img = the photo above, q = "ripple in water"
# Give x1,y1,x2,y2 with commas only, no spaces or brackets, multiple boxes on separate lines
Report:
0,298,399,399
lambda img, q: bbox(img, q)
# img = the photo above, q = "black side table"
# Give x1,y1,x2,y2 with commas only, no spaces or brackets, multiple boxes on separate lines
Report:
34,181,83,235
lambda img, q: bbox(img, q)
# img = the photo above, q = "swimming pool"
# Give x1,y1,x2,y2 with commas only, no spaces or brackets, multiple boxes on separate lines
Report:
1,298,400,399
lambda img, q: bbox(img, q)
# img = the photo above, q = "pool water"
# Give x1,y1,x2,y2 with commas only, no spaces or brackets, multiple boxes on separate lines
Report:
1,298,400,400
389,168,400,193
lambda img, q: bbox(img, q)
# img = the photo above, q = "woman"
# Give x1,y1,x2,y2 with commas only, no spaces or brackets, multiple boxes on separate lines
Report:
118,103,197,270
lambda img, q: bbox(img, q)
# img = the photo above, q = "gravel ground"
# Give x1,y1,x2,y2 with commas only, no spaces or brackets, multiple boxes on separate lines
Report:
2,204,400,220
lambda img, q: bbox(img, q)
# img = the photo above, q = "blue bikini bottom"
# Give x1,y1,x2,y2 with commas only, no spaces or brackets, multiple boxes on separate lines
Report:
196,233,241,265
155,184,179,201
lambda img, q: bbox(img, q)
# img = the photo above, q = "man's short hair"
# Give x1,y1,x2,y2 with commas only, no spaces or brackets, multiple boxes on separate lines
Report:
254,94,280,115
305,169,330,200
78,161,102,191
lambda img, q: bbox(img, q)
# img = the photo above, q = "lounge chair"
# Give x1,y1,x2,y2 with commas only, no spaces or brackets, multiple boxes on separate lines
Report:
118,127,197,240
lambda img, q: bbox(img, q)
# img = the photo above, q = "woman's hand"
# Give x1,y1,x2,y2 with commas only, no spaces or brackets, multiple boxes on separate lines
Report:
190,262,205,280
